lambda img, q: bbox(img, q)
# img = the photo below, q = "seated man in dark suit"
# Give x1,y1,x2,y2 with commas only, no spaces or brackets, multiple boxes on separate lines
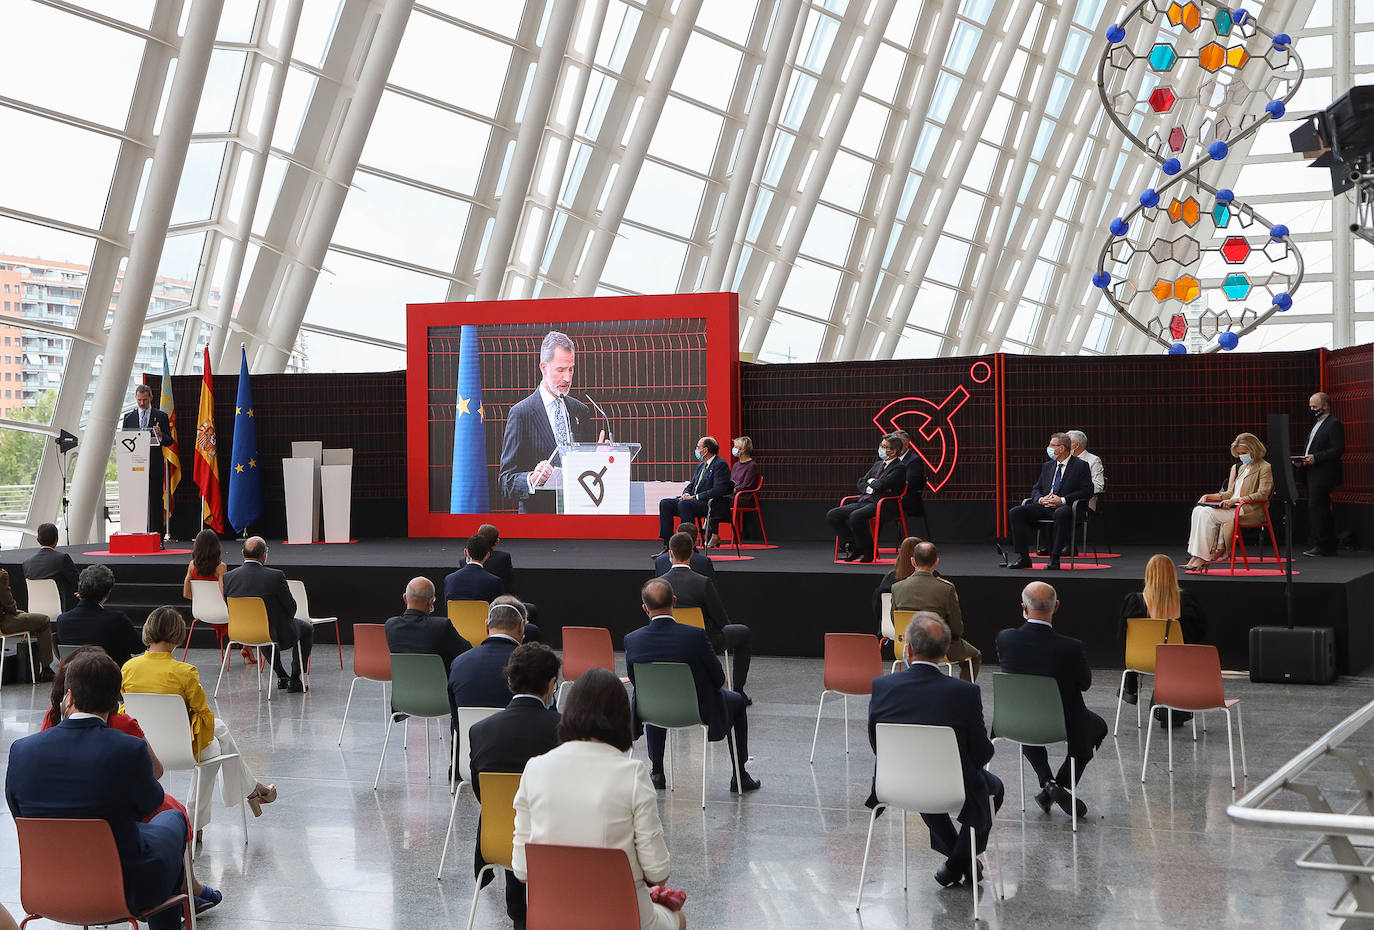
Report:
469,643,561,930
657,436,732,552
659,531,752,697
55,564,143,667
385,577,470,674
827,433,909,563
444,533,504,607
653,543,715,579
868,612,1003,887
892,429,930,526
23,522,80,610
221,536,309,692
6,650,189,930
994,581,1108,819
624,578,759,793
447,603,527,732
458,524,541,626
1006,432,1093,570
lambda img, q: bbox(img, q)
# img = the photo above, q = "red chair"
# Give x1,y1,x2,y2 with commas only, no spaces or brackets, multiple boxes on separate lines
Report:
525,843,641,930
1141,644,1247,789
337,623,392,745
1224,497,1281,574
833,483,909,562
15,817,194,929
697,479,768,555
557,626,627,706
809,633,884,762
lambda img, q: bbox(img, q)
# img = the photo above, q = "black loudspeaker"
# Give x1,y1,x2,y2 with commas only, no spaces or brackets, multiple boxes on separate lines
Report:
1267,413,1299,508
1249,626,1337,684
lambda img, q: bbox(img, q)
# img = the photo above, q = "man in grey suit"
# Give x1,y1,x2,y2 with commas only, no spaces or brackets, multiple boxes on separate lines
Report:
660,531,752,698
497,331,599,513
23,522,80,610
221,536,310,692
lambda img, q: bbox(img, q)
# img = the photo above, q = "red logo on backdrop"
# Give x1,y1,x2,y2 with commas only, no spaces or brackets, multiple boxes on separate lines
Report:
871,361,989,493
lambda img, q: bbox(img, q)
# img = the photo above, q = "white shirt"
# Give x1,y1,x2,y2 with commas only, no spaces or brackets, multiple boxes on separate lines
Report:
1305,413,1328,456
1026,618,1053,628
1074,449,1105,510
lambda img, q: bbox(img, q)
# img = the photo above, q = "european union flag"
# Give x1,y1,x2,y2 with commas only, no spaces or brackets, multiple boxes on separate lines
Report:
227,345,262,532
450,324,489,513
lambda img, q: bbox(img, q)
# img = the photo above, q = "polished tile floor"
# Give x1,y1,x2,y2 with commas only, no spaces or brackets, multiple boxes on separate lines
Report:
0,650,1365,928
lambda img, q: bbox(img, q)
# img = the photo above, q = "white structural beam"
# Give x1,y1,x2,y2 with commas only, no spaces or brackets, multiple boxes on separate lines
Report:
1332,0,1355,348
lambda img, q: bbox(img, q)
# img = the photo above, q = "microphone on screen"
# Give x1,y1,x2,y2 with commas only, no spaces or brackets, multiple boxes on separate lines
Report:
585,393,615,444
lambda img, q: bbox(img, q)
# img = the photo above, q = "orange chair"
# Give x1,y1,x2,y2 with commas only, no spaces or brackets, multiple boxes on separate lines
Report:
525,843,641,930
833,483,909,562
1141,644,1248,789
15,817,194,929
556,626,624,707
337,623,393,745
809,633,884,762
1224,498,1282,574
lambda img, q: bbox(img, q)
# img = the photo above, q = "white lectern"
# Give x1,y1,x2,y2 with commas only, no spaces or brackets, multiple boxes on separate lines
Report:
115,429,150,535
320,448,353,543
282,458,315,544
555,442,640,515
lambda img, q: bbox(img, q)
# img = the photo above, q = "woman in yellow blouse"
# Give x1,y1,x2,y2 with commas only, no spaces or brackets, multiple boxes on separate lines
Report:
122,606,277,838
1183,432,1273,573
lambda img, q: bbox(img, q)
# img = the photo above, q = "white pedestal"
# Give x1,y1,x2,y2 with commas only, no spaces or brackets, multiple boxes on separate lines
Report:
115,429,150,535
321,449,353,543
291,441,323,542
283,457,316,545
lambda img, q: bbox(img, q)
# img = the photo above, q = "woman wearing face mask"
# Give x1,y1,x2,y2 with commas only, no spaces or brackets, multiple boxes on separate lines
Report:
706,437,761,549
1182,432,1272,572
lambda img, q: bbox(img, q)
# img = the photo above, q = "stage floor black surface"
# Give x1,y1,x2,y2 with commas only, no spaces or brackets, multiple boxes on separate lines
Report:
7,539,1373,675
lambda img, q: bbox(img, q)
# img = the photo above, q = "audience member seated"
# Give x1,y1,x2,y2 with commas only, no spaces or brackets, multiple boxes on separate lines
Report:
458,524,541,625
705,436,761,549
892,541,980,680
221,537,309,692
871,536,920,628
1006,432,1093,570
625,578,759,794
653,544,715,579
827,432,909,563
995,582,1107,819
183,529,255,666
121,607,278,840
55,564,143,667
469,643,562,930
1067,430,1105,510
868,613,1003,888
1118,554,1209,725
6,650,189,930
0,564,54,682
1183,432,1273,573
444,533,504,607
513,667,687,930
385,577,470,674
657,436,732,552
22,522,79,610
658,531,752,698
447,603,527,731
491,593,541,643
42,646,221,915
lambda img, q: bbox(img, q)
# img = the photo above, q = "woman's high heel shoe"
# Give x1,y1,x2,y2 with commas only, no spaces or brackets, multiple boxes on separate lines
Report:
241,646,258,665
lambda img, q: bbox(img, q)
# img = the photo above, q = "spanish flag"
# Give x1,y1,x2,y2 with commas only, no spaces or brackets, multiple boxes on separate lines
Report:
194,346,224,532
159,346,181,523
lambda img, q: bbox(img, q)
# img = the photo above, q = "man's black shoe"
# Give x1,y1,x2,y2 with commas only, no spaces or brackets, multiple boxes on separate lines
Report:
1033,782,1054,814
1154,707,1192,727
1035,546,1050,556
855,554,874,563
35,666,55,684
842,550,863,562
933,861,962,887
1304,547,1334,557
1045,557,1062,570
277,678,290,690
1006,556,1033,570
286,679,306,693
740,691,752,707
1051,782,1087,818
1119,688,1138,706
729,770,761,793
650,768,666,790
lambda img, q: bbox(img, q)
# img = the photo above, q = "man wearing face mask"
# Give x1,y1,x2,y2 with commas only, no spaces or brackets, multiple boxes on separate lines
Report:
1293,392,1344,557
828,433,910,563
1006,433,1093,570
656,436,732,554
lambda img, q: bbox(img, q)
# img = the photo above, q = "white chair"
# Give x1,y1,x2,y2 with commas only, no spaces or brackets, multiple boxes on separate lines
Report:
438,705,502,879
186,580,230,661
122,691,248,854
26,578,61,621
286,579,341,671
857,723,995,920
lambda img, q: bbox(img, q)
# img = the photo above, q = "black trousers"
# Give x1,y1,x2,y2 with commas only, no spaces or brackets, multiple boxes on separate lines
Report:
271,618,314,682
827,500,878,555
1308,477,1338,550
659,496,709,542
715,624,752,692
1009,502,1074,556
1021,710,1109,787
647,688,749,769
922,770,1005,871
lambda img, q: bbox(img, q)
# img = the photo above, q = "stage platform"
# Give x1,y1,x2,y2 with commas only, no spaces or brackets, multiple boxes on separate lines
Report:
4,539,1371,675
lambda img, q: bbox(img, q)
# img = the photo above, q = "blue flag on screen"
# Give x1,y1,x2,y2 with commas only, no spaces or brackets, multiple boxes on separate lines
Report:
450,325,489,513
227,346,262,532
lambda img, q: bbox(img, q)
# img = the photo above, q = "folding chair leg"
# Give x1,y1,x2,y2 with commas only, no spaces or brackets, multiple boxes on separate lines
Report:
727,727,743,797
1070,757,1077,833
991,793,1005,901
1112,669,1128,736
808,690,830,764
25,633,34,684
700,726,708,809
213,640,233,697
187,767,201,859
182,619,198,660
467,864,496,930
855,806,881,910
338,677,360,745
1141,714,1155,783
437,783,463,879
843,694,850,755
373,715,398,790
1166,707,1174,772
1224,707,1236,789
971,813,979,922
1018,753,1025,812
1237,704,1247,775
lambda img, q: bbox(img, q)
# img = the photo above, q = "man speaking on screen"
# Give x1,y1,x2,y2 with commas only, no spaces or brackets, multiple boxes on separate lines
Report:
498,331,599,513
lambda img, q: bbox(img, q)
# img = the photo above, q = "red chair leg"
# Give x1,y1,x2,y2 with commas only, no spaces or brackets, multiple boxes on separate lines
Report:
181,619,199,660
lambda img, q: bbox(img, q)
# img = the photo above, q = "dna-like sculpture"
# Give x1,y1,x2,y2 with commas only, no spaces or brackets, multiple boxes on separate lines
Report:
1093,2,1304,353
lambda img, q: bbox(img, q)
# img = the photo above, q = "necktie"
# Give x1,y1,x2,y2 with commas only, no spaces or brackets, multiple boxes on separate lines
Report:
1051,462,1063,494
140,410,148,430
552,398,570,446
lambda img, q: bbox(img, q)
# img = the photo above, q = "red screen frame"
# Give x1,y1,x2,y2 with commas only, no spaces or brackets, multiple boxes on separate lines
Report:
405,293,740,539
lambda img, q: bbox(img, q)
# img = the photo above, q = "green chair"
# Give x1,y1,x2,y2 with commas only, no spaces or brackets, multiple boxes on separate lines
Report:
55,643,88,661
373,653,451,791
631,662,741,809
991,672,1078,832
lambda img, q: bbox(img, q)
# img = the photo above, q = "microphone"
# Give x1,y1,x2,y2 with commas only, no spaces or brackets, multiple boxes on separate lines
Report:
584,393,615,444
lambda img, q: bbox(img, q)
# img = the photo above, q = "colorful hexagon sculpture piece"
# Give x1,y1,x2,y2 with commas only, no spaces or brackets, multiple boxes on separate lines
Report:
1212,203,1232,227
1170,313,1189,340
1152,279,1174,301
1214,8,1233,35
1220,237,1251,263
1168,126,1187,151
1221,273,1252,299
1174,275,1200,303
1149,87,1177,113
1167,1,1202,30
1149,43,1179,71
1168,197,1200,226
1199,42,1226,71
1227,46,1249,68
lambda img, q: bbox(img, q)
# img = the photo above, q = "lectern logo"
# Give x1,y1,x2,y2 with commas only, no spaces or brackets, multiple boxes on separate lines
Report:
578,467,608,507
121,437,137,453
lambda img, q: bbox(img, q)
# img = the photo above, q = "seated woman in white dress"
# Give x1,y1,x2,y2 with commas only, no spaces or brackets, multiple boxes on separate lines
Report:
512,668,686,930
1183,432,1273,573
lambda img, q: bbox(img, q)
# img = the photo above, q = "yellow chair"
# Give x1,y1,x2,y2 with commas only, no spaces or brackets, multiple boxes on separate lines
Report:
215,596,278,700
448,600,489,646
463,771,522,925
890,608,975,678
670,607,733,688
1113,617,1183,736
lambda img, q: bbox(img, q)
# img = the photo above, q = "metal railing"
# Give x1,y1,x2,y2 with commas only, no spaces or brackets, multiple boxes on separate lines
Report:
1228,697,1374,922
0,481,119,526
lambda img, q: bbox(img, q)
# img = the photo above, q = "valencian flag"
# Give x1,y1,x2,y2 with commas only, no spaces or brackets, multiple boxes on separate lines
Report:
227,345,262,532
194,346,224,532
449,324,489,513
159,346,181,523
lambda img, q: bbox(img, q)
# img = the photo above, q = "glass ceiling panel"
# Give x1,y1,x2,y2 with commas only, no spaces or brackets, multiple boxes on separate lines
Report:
361,91,491,194
0,110,120,230
390,12,514,119
335,172,471,270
